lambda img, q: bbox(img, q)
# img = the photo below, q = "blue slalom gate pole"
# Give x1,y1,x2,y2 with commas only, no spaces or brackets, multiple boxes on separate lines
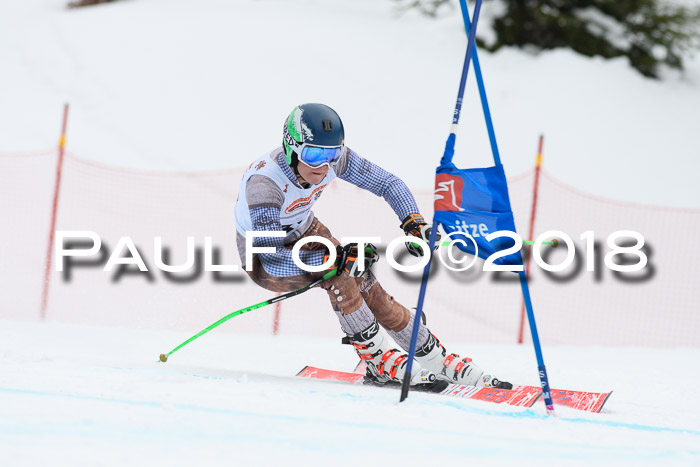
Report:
458,0,501,165
458,0,555,414
519,271,555,413
399,223,439,402
400,0,485,403
441,0,484,165
401,0,555,415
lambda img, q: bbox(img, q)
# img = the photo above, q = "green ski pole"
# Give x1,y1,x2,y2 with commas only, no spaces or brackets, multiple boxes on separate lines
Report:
439,238,558,247
158,269,337,363
410,238,559,251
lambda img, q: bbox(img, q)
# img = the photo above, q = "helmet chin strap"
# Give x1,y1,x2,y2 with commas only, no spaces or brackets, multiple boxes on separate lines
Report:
287,151,312,189
292,163,312,189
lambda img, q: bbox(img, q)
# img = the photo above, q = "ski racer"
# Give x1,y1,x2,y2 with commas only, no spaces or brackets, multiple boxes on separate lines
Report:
234,103,511,389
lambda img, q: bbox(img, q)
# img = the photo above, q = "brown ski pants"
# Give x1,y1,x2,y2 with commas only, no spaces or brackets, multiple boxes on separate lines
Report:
245,218,410,332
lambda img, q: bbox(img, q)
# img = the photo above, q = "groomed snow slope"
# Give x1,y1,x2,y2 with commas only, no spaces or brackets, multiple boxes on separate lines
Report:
3,1,700,465
1,320,699,466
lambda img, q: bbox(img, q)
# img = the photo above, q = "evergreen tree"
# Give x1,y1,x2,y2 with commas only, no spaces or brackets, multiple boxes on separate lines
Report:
399,0,700,78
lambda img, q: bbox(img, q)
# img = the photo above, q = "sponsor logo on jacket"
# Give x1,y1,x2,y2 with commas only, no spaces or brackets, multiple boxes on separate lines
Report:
285,184,327,213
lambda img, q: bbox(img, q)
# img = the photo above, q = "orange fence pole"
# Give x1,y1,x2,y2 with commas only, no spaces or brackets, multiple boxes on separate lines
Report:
272,293,282,335
518,134,544,344
40,103,70,320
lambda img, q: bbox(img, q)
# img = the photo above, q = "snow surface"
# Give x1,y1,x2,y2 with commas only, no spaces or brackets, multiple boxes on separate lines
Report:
1,0,699,207
1,319,699,466
3,1,700,465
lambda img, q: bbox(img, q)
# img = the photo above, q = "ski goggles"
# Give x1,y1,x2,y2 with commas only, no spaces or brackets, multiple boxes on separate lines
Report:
298,144,343,168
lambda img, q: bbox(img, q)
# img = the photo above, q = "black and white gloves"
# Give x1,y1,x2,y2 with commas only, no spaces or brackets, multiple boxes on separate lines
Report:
400,213,440,257
324,243,380,277
321,213,436,277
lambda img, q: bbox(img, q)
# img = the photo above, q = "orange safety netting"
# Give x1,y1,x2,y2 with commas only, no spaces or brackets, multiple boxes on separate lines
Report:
2,150,698,347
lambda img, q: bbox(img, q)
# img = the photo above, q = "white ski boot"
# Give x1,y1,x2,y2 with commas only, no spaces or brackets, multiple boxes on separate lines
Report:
348,321,435,386
415,333,512,389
